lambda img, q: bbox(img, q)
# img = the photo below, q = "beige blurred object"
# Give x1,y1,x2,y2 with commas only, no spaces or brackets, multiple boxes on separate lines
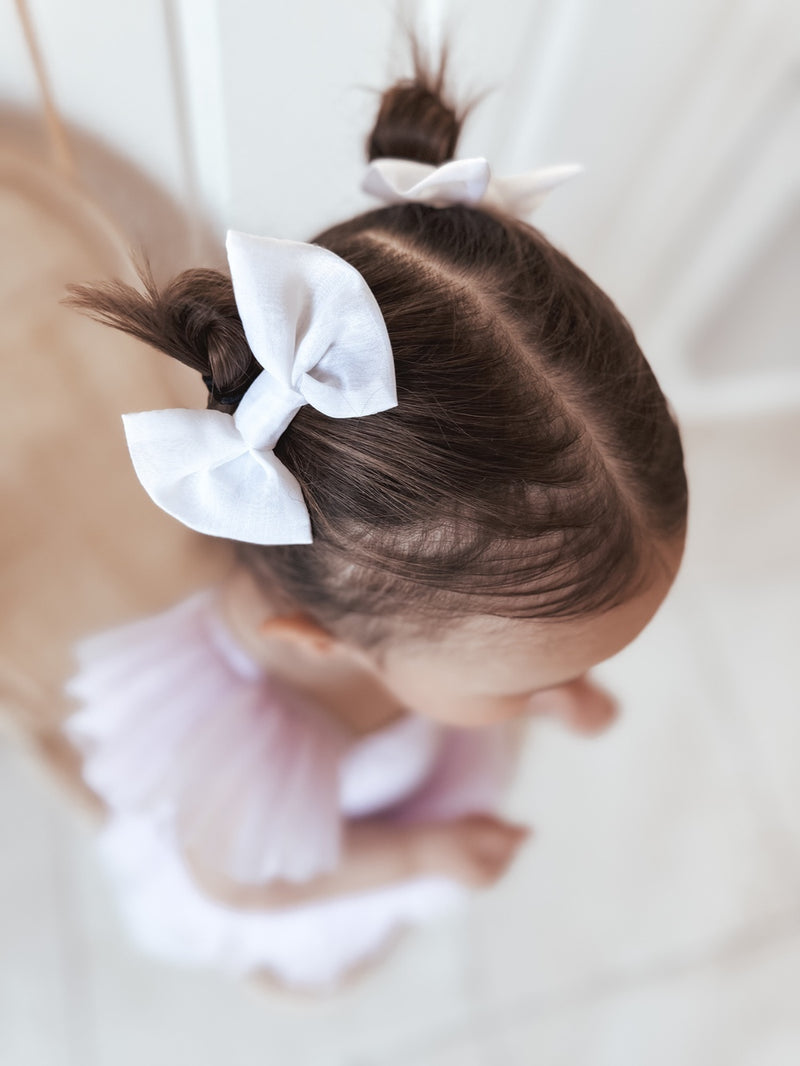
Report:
0,144,234,805
0,125,415,1002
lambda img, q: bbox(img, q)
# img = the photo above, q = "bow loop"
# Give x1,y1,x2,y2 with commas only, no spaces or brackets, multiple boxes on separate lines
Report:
225,231,397,421
361,157,491,207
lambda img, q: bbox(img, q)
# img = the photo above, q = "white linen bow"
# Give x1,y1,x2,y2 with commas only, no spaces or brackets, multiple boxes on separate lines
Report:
122,231,398,545
361,156,583,216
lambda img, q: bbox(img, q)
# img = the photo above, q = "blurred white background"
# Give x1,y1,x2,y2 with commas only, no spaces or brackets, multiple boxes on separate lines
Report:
1,1,799,1064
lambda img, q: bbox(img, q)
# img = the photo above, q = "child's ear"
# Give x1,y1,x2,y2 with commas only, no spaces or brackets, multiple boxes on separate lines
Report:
259,613,335,655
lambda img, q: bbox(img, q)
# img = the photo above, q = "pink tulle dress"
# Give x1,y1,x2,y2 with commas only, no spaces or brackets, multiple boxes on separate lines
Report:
61,585,518,990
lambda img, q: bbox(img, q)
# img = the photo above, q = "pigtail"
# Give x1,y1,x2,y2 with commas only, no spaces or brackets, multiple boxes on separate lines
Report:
62,257,260,413
364,22,489,167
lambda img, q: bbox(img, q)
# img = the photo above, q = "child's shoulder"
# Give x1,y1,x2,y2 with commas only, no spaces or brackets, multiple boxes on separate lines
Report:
62,585,347,884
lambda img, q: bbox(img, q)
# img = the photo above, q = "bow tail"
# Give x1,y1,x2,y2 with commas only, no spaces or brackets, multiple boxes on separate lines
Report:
485,163,584,216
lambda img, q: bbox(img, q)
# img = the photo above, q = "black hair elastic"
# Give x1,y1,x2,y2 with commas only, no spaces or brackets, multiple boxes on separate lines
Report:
202,373,251,407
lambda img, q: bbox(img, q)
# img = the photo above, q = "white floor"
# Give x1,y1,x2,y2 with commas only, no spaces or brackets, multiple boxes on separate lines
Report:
2,408,799,1065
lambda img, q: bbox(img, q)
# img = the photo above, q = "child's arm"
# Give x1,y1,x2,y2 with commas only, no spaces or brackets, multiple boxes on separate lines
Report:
182,814,530,910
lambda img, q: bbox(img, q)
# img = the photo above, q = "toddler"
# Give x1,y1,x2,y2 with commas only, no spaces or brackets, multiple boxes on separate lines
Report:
61,28,688,995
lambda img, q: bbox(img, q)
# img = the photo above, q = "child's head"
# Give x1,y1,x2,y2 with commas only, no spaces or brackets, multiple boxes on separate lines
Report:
65,30,688,725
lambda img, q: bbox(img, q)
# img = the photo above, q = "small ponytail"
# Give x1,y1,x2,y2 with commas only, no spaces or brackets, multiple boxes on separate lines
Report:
364,24,487,167
62,257,260,412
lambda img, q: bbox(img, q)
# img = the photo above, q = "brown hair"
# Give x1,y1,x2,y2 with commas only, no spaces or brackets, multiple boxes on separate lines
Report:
63,27,688,657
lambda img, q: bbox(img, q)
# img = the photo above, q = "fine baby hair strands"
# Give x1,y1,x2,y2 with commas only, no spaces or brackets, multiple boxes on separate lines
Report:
63,26,688,660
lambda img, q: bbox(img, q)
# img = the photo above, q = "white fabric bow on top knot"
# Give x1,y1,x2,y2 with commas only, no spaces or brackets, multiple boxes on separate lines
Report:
122,231,398,546
361,156,583,216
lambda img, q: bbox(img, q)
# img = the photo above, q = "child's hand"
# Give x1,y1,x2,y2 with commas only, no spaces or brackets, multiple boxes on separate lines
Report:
527,675,619,736
415,814,532,889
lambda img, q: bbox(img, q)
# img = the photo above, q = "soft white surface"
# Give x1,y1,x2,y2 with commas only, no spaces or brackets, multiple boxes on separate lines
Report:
2,412,799,1063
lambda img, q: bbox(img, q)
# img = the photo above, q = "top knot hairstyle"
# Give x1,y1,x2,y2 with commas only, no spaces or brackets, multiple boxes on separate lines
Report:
64,24,688,656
